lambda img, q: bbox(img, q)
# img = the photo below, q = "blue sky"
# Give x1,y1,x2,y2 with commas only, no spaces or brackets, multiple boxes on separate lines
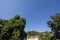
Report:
0,0,60,32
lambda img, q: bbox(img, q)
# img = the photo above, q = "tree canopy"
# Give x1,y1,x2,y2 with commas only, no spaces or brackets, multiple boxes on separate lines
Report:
27,31,51,40
27,31,39,36
0,15,26,40
47,13,60,39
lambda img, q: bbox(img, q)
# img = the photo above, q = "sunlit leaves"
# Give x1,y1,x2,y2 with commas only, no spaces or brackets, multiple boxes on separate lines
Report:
0,14,26,40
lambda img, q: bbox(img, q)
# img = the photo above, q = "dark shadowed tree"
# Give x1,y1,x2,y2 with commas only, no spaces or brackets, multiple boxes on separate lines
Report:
47,13,60,39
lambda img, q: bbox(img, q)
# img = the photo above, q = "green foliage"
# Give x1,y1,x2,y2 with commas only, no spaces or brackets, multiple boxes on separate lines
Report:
27,31,51,40
0,15,26,40
27,31,39,36
47,13,60,32
47,13,60,39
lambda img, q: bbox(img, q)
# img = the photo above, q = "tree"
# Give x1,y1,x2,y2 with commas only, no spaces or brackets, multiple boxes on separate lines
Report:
0,14,27,40
27,31,51,40
27,31,39,36
27,31,41,40
47,13,60,39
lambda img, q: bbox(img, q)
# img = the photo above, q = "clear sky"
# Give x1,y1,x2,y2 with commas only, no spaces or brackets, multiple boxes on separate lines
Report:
0,0,60,32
